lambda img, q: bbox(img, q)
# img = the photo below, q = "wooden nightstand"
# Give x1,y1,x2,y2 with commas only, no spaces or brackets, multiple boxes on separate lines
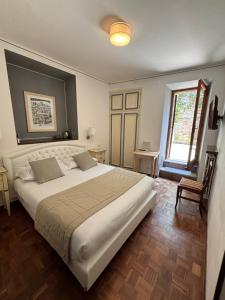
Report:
89,148,106,163
0,167,10,216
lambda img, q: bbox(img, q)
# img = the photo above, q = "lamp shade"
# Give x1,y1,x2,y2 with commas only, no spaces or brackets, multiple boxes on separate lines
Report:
110,22,131,47
87,127,96,138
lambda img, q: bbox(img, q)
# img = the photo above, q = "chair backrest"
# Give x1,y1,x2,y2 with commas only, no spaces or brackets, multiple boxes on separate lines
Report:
203,160,214,191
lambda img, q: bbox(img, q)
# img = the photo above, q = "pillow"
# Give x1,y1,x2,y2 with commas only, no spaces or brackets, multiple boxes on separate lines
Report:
29,157,64,184
15,166,35,181
73,151,97,171
56,159,71,173
60,157,78,170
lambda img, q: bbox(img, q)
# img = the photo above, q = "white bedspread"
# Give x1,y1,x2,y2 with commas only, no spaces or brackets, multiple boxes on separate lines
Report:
14,164,154,263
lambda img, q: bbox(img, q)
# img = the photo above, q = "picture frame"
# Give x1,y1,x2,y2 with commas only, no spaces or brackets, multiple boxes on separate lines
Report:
24,91,57,132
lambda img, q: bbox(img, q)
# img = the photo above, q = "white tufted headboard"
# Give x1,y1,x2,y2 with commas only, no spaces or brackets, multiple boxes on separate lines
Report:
3,142,88,199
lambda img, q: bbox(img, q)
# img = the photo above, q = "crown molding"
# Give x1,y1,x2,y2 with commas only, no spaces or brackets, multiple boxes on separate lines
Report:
0,37,108,84
1,36,225,86
109,62,225,85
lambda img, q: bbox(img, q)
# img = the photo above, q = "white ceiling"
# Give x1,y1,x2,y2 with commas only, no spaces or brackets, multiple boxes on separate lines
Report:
0,0,225,83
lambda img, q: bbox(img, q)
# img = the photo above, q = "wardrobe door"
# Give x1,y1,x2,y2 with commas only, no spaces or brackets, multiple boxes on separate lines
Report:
123,113,138,168
125,92,139,109
111,94,123,110
110,114,122,166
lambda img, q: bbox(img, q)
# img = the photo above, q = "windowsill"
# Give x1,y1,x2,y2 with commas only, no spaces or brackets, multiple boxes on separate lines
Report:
164,158,187,166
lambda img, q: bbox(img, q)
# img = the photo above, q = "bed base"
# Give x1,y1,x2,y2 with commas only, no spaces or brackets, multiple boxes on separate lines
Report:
17,186,156,291
3,142,157,291
68,190,157,290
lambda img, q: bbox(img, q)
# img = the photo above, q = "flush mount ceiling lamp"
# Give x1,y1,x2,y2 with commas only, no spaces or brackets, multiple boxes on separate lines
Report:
109,22,131,47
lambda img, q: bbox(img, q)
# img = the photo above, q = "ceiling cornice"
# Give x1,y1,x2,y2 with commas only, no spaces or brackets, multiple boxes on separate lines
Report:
1,36,225,86
109,62,225,85
0,37,108,84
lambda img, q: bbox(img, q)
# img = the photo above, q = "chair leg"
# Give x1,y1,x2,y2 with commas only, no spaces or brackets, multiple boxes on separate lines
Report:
199,204,203,218
199,195,203,218
175,187,180,208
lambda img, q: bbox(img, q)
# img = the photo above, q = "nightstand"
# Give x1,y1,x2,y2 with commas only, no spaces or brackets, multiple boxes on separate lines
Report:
89,148,106,163
0,167,10,216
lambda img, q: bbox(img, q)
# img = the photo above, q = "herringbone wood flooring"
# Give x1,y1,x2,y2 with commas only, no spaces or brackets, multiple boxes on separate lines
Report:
0,178,206,300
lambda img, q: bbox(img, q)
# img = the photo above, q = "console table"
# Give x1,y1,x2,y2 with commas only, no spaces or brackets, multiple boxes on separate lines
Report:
133,150,160,178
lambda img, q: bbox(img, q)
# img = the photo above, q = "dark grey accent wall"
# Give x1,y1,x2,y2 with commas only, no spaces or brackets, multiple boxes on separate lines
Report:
65,76,78,139
5,49,78,144
7,64,68,140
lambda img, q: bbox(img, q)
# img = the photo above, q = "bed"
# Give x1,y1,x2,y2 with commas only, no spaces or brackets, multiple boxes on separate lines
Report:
3,142,156,290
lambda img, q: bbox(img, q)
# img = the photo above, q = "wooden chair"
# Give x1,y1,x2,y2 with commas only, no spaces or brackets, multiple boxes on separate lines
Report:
175,160,214,217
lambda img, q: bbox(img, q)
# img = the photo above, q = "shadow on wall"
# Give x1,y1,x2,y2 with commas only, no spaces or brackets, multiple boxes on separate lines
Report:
206,104,225,300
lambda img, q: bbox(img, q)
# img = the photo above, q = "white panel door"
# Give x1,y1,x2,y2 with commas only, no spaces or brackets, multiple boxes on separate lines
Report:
111,94,123,110
123,113,138,168
110,114,122,166
125,92,139,109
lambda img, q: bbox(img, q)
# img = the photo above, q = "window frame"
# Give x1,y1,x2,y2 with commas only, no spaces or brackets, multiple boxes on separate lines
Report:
165,87,198,162
187,80,209,169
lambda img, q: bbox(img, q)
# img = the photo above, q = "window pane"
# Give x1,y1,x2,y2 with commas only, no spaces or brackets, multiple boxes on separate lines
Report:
169,90,197,162
189,86,206,161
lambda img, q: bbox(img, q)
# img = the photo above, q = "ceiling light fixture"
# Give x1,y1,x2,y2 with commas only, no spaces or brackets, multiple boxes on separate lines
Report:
109,22,131,47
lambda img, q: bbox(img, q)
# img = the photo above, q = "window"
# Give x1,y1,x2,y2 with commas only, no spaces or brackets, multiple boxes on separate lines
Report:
166,80,209,169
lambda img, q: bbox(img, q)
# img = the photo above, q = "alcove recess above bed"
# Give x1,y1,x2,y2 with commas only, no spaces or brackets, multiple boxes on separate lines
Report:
5,50,78,145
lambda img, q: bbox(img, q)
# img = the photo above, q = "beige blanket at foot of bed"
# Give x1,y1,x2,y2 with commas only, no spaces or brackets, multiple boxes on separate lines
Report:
35,168,145,263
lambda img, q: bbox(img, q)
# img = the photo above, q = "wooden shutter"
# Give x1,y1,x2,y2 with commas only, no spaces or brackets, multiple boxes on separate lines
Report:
187,80,209,170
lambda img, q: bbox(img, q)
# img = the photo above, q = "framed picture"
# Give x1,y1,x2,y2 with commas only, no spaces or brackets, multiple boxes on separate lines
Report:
24,91,57,132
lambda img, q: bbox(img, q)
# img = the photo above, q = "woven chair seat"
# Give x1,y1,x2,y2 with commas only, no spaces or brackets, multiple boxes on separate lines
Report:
178,177,203,192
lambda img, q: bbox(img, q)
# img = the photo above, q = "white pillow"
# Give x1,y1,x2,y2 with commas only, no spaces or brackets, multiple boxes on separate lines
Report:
15,166,35,181
15,159,68,181
57,159,71,173
14,156,96,181
61,154,98,167
60,157,78,170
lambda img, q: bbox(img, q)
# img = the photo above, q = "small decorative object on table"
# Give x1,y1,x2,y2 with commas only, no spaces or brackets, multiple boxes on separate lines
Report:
142,141,151,151
0,166,10,216
63,130,71,139
89,148,106,163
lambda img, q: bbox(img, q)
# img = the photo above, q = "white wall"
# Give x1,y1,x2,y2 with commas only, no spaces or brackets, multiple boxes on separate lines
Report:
110,66,225,175
110,66,225,300
206,115,225,300
111,67,225,299
0,40,109,160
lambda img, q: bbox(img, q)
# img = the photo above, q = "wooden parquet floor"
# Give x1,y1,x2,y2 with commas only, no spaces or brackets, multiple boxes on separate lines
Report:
0,178,207,300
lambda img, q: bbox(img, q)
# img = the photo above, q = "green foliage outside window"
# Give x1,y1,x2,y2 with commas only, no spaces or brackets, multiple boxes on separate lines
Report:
172,91,197,144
